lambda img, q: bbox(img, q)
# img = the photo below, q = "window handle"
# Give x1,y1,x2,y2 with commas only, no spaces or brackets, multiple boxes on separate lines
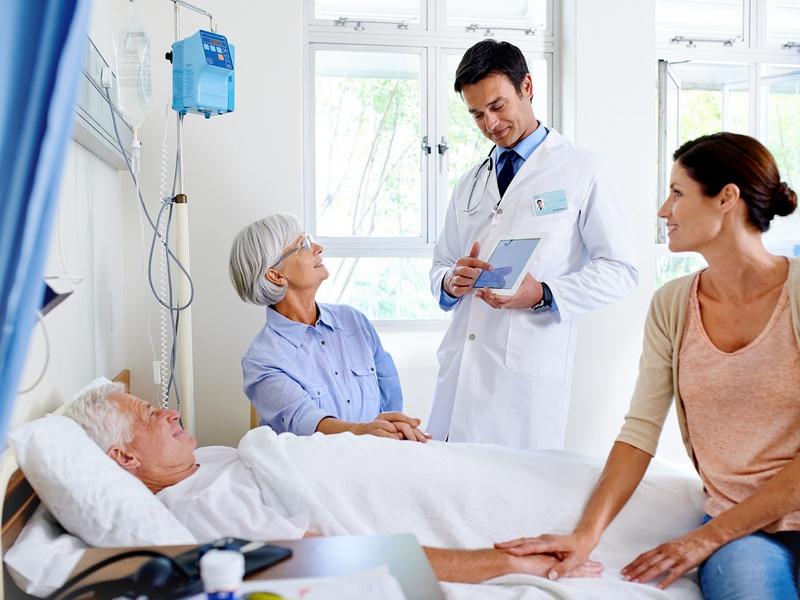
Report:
421,135,432,154
438,136,449,173
421,135,431,172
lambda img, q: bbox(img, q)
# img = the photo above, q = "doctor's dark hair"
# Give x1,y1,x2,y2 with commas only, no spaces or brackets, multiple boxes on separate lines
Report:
454,40,530,96
673,132,797,233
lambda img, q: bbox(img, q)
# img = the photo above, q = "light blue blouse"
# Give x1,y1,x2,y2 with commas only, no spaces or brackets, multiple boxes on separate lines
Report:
242,304,403,435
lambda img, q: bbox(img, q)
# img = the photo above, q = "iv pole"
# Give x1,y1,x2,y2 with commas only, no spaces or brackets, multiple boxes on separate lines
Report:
169,0,213,437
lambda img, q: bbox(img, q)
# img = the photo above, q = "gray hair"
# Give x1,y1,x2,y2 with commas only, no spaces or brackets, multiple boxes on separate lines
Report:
63,382,134,452
229,214,302,306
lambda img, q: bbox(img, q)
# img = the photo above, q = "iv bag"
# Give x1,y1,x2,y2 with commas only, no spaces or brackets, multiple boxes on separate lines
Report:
114,2,152,131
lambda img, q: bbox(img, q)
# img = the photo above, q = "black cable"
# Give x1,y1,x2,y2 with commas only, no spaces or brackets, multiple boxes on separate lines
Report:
46,550,191,600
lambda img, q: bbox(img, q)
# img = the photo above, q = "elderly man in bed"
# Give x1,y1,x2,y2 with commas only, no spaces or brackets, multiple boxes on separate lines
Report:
63,383,600,584
63,383,705,594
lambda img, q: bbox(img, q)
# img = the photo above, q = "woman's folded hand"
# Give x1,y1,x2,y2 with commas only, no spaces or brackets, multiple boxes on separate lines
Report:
356,412,431,442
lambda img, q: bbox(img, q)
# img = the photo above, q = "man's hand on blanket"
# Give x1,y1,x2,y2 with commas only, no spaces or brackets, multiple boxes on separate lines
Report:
621,529,719,589
356,412,432,442
423,548,602,584
510,553,604,579
495,531,599,581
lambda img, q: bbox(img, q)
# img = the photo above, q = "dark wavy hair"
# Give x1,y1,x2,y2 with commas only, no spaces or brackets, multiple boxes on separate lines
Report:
454,40,530,96
673,132,797,232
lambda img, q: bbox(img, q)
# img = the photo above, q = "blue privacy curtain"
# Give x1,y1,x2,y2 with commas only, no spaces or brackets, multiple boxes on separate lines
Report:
0,1,91,444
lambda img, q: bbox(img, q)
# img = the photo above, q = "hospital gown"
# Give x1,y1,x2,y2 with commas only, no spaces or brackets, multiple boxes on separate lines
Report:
156,446,308,543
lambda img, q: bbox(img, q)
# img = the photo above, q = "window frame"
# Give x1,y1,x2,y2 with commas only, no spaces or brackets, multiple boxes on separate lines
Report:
308,0,428,32
306,42,431,254
303,0,558,322
656,0,800,252
761,0,800,49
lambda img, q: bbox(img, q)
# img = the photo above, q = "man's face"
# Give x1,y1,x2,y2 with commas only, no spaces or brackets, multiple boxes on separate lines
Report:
461,72,537,149
109,393,197,485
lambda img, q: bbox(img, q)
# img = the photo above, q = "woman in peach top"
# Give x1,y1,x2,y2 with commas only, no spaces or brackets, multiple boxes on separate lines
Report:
496,133,800,600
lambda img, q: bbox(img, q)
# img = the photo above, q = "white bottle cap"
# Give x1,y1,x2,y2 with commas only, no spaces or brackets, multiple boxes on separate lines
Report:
200,549,245,592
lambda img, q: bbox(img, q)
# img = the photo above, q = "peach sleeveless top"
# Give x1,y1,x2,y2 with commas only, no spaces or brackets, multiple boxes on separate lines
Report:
679,273,800,532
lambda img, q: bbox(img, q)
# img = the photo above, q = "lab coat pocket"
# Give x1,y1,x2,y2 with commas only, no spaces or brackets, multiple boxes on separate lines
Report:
505,310,569,380
350,364,380,406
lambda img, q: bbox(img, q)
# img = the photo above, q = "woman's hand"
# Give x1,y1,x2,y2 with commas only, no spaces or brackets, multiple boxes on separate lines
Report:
355,412,431,442
621,528,721,589
495,530,600,580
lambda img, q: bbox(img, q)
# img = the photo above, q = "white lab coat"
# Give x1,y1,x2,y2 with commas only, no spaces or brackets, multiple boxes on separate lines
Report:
429,129,638,450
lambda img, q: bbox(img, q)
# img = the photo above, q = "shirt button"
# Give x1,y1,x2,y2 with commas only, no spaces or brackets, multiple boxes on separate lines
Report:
335,371,338,375
496,208,503,215
370,367,375,372
321,340,325,345
346,399,351,404
468,333,476,340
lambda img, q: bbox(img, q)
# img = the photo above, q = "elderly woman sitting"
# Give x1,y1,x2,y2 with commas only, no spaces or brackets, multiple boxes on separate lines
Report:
229,214,427,442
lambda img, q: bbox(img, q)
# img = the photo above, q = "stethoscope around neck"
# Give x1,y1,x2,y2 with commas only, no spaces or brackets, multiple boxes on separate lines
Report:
463,127,549,217
464,145,496,216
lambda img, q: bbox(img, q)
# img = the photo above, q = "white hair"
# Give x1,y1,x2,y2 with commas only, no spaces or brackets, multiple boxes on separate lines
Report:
63,382,134,451
229,214,302,306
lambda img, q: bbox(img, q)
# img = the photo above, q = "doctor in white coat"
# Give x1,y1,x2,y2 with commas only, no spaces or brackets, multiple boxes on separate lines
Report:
429,40,638,450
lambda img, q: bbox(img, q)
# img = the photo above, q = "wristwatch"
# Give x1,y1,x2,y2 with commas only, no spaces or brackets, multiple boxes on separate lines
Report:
532,282,553,313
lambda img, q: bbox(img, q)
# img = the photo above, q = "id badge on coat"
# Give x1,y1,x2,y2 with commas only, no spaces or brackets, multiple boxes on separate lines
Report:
532,190,568,216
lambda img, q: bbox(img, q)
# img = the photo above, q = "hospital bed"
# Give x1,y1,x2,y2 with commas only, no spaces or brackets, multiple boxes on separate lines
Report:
1,370,706,599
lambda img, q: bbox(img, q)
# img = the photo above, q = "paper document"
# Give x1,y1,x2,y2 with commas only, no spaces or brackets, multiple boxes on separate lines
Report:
185,566,407,599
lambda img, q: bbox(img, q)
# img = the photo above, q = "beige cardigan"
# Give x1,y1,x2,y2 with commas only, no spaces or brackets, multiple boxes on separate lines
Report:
616,257,800,469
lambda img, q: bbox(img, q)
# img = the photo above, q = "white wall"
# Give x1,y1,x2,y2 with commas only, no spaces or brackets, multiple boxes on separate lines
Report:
10,143,127,430
122,0,305,444
110,0,691,468
563,0,690,468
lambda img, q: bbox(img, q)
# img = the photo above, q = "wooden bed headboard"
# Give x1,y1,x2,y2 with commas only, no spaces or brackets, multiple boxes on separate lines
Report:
1,369,131,598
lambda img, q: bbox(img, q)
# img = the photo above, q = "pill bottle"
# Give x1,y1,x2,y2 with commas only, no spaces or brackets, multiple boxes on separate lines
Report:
200,549,245,600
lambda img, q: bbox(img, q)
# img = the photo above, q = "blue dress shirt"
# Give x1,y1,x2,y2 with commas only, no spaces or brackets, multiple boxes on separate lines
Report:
242,304,403,436
439,124,554,311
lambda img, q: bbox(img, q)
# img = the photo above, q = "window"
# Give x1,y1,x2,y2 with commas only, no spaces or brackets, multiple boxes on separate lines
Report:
656,0,746,45
444,0,548,33
312,49,424,240
765,0,800,47
313,0,423,27
306,0,556,320
656,0,800,281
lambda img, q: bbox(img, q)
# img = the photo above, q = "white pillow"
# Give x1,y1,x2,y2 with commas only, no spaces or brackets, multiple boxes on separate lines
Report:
4,505,86,597
7,415,196,547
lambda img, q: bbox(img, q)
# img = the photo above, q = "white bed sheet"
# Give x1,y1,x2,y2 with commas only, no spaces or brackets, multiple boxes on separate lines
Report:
6,428,705,599
238,428,705,599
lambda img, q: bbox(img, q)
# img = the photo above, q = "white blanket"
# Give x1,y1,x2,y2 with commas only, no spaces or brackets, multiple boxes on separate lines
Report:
239,428,706,599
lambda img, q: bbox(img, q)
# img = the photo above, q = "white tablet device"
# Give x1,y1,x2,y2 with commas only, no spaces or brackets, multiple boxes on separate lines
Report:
472,235,546,296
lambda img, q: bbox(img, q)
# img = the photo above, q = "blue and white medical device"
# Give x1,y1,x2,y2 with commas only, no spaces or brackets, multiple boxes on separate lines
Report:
170,29,234,118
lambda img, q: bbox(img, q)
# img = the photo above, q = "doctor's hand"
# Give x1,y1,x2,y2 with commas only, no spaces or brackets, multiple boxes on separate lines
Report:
443,241,493,298
476,274,544,310
495,530,599,581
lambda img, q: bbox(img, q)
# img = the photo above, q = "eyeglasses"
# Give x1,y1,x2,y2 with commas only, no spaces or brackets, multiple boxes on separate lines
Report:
269,233,314,269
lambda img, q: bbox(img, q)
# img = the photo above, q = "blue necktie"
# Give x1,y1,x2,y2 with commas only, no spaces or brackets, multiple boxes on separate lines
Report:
496,150,518,198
